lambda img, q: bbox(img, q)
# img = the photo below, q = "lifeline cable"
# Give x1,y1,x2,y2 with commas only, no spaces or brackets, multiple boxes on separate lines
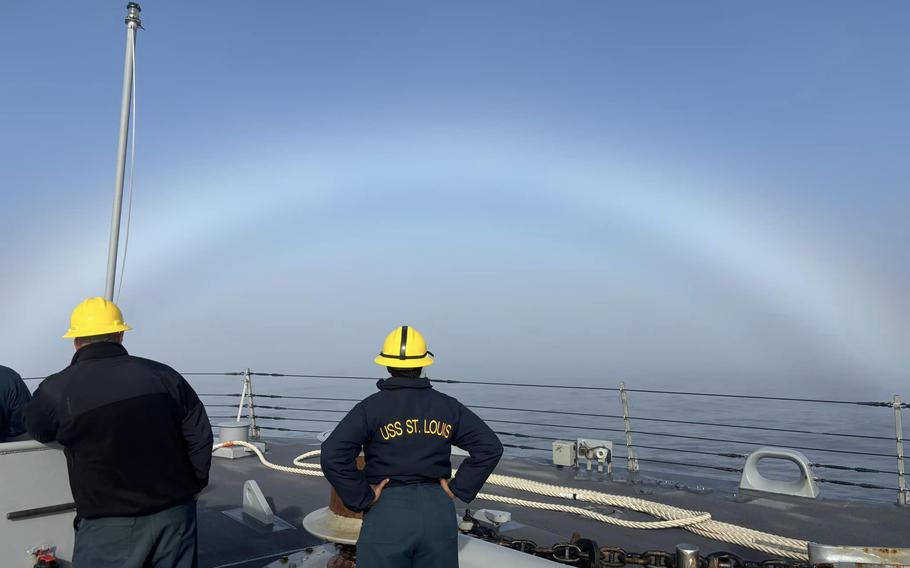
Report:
207,407,894,477
467,404,894,441
24,371,906,408
246,371,890,406
259,426,323,434
477,418,897,458
220,398,893,441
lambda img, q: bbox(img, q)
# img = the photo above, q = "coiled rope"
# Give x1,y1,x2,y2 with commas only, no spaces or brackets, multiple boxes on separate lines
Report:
480,472,808,560
215,442,322,477
213,441,809,560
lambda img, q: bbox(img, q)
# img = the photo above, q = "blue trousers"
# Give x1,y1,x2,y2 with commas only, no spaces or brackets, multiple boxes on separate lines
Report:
357,484,458,568
72,500,198,568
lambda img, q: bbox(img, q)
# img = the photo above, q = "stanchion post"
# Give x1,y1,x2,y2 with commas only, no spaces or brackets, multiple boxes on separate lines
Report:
244,368,260,440
235,371,248,422
620,382,639,473
894,395,907,506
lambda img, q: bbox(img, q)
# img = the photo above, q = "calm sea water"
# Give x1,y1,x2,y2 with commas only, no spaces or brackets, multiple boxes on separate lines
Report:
191,374,905,504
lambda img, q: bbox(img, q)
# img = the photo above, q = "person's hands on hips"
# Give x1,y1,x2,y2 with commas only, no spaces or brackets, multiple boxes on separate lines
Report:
370,479,390,505
439,478,455,500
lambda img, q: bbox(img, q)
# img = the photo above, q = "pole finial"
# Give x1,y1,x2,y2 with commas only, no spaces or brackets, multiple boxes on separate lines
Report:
125,3,142,27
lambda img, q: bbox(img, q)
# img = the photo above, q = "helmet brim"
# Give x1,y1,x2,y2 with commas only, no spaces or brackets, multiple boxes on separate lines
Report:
63,323,132,339
373,354,434,369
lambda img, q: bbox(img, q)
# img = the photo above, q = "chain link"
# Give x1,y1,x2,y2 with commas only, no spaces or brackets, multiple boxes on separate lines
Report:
760,560,800,568
509,539,539,554
592,548,807,568
705,552,744,568
457,508,806,568
644,550,676,568
552,544,584,563
601,547,627,567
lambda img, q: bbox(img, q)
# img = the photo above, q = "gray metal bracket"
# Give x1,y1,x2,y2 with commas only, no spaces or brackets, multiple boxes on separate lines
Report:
221,479,294,532
577,438,613,474
243,479,274,525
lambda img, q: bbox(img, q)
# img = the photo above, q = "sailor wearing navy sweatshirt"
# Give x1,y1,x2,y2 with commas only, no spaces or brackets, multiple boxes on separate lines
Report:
321,326,503,568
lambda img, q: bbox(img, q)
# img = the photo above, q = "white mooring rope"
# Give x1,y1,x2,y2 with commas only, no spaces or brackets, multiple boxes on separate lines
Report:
213,441,809,561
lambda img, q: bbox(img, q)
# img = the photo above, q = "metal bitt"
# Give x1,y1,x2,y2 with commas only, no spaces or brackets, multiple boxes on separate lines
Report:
619,382,639,473
894,395,907,506
676,544,700,568
104,2,142,300
244,369,260,440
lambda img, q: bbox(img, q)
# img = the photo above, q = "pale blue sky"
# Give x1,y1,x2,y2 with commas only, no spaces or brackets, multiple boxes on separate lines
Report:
1,2,908,396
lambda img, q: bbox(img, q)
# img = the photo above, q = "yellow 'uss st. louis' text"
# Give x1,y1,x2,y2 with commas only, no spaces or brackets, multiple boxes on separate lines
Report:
378,419,452,441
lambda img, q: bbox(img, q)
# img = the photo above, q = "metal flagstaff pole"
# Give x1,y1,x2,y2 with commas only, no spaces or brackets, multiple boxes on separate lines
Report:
104,3,142,300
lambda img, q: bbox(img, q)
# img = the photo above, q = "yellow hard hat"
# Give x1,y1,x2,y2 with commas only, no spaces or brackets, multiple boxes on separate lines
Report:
63,297,132,339
374,325,435,368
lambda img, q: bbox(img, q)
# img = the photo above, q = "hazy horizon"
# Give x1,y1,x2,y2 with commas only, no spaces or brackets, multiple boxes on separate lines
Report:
2,2,908,399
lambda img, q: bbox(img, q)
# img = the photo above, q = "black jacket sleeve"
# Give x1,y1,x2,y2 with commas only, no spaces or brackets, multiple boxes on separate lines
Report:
448,403,503,502
24,383,59,443
176,376,213,491
320,403,374,512
6,376,31,439
0,389,9,442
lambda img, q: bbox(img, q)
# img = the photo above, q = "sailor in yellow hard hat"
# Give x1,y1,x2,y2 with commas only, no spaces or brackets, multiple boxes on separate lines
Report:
373,324,436,370
61,296,132,339
322,325,503,568
25,298,213,568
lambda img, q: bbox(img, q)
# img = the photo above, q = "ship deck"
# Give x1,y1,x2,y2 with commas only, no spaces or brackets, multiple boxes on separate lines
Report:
198,437,908,568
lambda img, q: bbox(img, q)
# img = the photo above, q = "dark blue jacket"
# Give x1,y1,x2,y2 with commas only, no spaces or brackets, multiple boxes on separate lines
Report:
0,365,31,441
25,342,212,519
321,376,503,512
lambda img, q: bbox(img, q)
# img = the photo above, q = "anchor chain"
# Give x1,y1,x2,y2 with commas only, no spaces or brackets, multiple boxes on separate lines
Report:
595,548,808,568
460,509,806,568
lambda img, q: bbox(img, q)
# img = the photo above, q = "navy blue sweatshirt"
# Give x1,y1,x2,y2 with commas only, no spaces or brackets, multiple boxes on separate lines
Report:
0,365,31,441
25,342,213,519
321,376,503,512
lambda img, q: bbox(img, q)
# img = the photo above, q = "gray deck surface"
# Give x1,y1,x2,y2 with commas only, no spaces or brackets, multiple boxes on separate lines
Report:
198,438,908,568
